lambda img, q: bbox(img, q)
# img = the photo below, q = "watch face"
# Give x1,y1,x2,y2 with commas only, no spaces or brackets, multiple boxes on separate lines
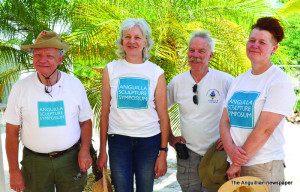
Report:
160,147,168,152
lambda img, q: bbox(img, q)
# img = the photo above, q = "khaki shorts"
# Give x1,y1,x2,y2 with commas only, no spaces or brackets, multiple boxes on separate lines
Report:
177,148,217,192
241,160,285,192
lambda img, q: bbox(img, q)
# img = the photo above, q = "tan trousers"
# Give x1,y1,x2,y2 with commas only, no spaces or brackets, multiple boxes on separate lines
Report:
241,160,285,192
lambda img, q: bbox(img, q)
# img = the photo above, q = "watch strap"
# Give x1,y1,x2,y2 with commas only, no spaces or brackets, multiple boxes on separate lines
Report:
159,147,168,152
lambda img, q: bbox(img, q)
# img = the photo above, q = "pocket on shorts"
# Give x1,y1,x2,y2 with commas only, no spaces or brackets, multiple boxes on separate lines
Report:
263,161,273,172
21,152,32,190
177,164,189,187
20,149,33,172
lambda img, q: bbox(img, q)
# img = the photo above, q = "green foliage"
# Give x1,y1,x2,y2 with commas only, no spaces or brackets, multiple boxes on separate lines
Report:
292,70,300,112
0,0,73,100
69,0,274,80
295,99,300,112
277,1,300,111
1,0,299,132
281,13,300,64
278,0,300,15
67,0,278,131
279,0,290,3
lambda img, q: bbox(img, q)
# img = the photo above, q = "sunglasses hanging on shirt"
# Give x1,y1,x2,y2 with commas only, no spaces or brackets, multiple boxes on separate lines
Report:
37,68,59,97
192,84,198,105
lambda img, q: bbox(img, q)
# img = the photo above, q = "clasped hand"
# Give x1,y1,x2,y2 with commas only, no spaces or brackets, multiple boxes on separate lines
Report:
226,145,249,179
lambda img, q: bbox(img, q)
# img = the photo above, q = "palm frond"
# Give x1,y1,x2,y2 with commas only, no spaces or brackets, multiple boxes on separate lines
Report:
278,0,300,16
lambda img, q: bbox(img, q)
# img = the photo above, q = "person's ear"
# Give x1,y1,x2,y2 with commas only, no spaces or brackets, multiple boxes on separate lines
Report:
209,52,214,61
271,44,278,56
58,55,64,65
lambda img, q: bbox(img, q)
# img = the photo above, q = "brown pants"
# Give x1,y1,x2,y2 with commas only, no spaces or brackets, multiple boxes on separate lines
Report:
241,160,285,192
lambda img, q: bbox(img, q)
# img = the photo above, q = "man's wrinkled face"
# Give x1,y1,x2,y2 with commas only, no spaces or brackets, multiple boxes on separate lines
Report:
188,37,213,70
33,48,63,76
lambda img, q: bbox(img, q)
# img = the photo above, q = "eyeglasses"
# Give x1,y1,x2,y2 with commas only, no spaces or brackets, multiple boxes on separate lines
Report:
192,84,198,105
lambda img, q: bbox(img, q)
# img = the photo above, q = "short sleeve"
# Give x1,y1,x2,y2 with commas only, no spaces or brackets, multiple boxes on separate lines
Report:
167,79,176,108
4,84,22,125
225,75,235,93
223,74,235,101
78,82,94,122
223,82,235,110
263,80,297,117
223,73,238,110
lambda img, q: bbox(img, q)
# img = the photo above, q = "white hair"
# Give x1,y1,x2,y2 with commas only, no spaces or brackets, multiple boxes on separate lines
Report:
31,48,65,57
116,18,154,61
58,49,65,57
189,30,215,52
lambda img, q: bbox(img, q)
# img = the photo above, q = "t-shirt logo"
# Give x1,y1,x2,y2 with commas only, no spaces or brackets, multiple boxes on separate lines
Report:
227,91,260,129
210,91,216,99
206,89,220,103
117,77,150,109
38,101,66,128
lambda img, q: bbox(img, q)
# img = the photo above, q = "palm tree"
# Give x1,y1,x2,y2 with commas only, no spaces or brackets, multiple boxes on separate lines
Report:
2,0,296,132
67,0,286,134
0,0,106,182
0,0,72,101
1,0,298,186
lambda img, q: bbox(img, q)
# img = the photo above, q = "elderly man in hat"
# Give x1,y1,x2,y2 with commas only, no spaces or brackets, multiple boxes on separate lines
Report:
167,30,234,192
4,31,94,192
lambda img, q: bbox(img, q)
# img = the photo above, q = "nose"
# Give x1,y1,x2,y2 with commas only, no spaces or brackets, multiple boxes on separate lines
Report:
192,51,200,57
40,55,48,63
129,37,135,43
252,41,259,48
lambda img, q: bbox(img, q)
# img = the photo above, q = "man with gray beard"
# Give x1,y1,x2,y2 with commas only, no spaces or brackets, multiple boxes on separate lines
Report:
167,30,234,192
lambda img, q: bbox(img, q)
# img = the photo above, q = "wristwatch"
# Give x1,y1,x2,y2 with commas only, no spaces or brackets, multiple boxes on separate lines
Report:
159,147,168,152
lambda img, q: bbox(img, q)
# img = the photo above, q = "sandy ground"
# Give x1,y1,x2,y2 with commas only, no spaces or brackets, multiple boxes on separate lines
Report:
1,121,299,192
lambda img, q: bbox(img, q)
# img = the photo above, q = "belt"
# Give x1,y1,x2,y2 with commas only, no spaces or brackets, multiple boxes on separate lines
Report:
24,142,80,158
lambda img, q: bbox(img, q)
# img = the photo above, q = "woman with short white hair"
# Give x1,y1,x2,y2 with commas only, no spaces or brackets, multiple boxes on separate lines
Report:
97,18,169,192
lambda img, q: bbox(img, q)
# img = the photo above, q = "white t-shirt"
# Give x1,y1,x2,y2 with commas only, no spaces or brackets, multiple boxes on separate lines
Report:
4,71,94,153
225,65,297,166
167,68,234,155
107,59,164,137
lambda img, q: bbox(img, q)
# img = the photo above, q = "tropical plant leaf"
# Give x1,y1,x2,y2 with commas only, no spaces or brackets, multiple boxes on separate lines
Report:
278,0,300,16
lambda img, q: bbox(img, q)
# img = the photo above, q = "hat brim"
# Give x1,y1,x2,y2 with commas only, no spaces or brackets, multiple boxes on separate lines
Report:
198,143,229,189
218,176,269,192
21,38,69,53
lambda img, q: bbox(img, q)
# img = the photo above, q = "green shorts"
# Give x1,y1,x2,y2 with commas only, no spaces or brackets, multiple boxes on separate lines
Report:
21,144,87,192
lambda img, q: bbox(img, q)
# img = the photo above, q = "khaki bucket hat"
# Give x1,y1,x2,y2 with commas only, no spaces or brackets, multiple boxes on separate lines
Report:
21,31,69,53
218,176,269,192
198,142,229,189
